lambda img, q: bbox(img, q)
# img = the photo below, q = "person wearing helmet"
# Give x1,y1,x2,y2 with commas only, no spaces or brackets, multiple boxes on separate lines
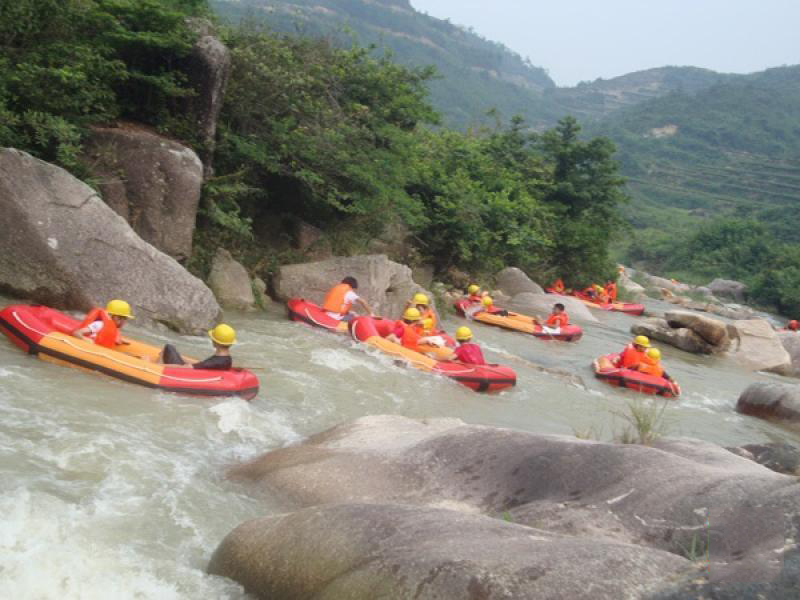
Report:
406,292,437,330
614,335,650,369
636,347,673,380
788,320,799,332
452,326,486,365
322,276,373,322
475,295,509,317
605,281,617,302
466,284,483,303
73,299,133,348
159,324,236,370
535,303,568,334
386,307,438,351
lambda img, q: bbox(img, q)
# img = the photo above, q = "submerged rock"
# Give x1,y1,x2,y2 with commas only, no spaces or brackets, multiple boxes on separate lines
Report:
727,319,791,373
509,292,598,324
208,503,690,600
495,266,544,296
273,254,431,318
207,248,256,311
83,125,204,262
0,148,220,333
737,382,800,423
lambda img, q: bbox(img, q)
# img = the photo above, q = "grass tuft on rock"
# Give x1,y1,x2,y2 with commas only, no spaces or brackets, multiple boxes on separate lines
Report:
614,399,671,445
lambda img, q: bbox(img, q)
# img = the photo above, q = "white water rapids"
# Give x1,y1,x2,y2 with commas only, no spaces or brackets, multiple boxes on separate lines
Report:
1,293,798,598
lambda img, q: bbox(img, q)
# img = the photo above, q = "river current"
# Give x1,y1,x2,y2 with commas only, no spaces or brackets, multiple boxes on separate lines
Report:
1,292,798,598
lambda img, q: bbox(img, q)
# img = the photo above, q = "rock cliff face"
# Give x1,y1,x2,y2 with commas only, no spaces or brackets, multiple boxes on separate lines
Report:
0,148,220,333
82,125,204,263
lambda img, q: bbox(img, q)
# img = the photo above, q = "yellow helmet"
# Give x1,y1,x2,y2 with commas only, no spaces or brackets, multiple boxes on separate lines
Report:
633,335,650,348
413,293,429,306
106,299,134,319
467,284,480,295
455,326,472,341
209,323,236,346
422,318,433,331
646,347,661,361
482,295,493,306
402,307,421,321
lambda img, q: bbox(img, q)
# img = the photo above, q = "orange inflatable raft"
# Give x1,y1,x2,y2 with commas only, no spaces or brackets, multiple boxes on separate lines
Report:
0,304,259,399
593,353,680,398
453,299,583,342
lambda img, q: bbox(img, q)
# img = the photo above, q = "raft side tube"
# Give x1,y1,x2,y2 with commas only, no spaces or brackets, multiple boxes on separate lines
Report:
593,353,680,398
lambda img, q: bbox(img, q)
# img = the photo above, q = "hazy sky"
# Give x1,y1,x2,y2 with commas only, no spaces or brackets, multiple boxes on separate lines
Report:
410,0,800,86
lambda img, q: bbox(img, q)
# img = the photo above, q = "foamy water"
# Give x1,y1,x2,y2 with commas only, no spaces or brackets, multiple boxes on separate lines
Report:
1,294,798,598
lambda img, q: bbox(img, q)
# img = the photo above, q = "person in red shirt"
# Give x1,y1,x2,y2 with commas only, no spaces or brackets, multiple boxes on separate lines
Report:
465,284,483,303
536,303,568,334
452,326,486,365
614,335,650,369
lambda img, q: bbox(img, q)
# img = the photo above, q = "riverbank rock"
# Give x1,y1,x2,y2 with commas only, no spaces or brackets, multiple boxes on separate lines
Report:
708,278,747,302
778,331,800,378
618,272,645,300
631,317,715,354
207,248,256,311
727,443,800,475
83,125,203,262
727,319,791,373
273,254,431,318
665,310,730,348
228,415,797,591
737,382,800,423
209,503,690,600
508,292,598,324
0,148,220,333
495,267,544,296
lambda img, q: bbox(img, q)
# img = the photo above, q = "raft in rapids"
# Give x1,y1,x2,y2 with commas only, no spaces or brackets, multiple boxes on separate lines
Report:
546,290,645,316
0,304,259,399
593,353,680,398
453,299,583,342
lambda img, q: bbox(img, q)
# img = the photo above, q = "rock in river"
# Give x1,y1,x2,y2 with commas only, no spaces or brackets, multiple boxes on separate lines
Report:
737,382,800,423
664,309,730,348
631,317,715,354
727,319,791,373
0,148,220,333
207,248,256,311
495,266,544,296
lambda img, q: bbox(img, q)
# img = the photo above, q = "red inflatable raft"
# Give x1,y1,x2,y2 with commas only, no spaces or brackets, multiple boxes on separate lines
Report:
593,353,680,398
288,298,350,332
546,289,644,316
349,316,516,393
0,304,259,399
453,299,583,342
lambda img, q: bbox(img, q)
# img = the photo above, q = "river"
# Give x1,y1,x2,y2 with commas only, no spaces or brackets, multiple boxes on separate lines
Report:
1,292,798,598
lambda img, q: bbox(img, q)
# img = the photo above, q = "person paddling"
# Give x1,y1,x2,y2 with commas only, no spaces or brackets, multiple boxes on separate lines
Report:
159,324,236,370
535,303,568,334
73,299,133,348
614,335,650,369
322,276,373,322
452,326,486,365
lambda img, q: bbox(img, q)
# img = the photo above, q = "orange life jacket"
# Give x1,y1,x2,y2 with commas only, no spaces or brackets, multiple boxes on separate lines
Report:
76,308,119,348
546,313,569,328
394,320,422,351
638,358,664,378
605,282,617,302
322,283,354,315
552,279,565,293
617,344,645,368
420,307,436,330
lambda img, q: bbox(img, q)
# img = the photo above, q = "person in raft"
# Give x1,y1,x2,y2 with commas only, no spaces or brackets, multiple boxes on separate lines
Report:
405,293,437,330
551,278,566,294
535,303,568,334
73,299,133,348
614,335,650,369
386,307,441,351
323,276,373,322
158,324,236,370
636,347,674,381
474,295,509,317
605,280,618,302
452,326,486,365
787,320,799,332
465,284,483,303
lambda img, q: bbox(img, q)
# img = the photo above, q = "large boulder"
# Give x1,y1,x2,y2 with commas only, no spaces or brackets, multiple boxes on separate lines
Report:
631,317,715,354
207,248,256,311
495,267,544,296
664,310,730,348
727,443,800,476
229,415,798,590
509,292,598,324
273,254,431,318
778,331,800,378
726,319,791,373
184,19,231,173
737,382,800,423
708,278,747,302
0,148,220,333
82,125,203,262
617,272,645,300
209,503,690,600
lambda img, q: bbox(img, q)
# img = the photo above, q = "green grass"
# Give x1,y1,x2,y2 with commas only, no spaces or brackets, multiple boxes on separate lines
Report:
613,399,671,446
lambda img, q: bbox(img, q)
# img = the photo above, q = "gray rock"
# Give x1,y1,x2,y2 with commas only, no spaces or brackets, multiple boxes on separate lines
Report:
209,503,691,600
631,317,715,354
208,248,256,311
495,266,544,296
0,148,220,333
665,310,730,348
509,292,598,324
726,319,791,373
412,264,435,288
728,443,800,475
778,331,800,378
737,382,800,423
708,278,747,302
229,416,798,584
273,254,431,319
291,220,325,253
82,126,203,262
618,272,645,300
